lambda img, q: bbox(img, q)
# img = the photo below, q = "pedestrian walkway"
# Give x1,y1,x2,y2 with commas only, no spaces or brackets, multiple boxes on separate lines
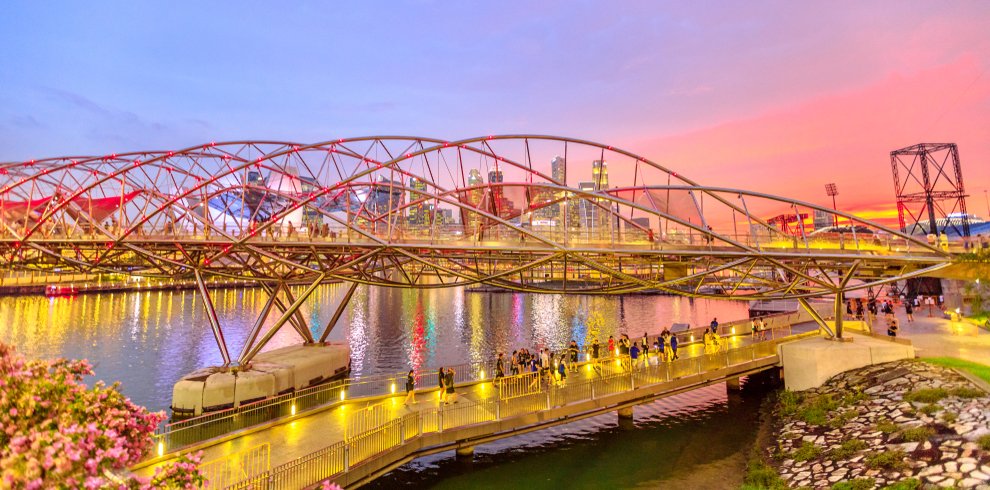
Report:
133,323,817,488
882,308,990,364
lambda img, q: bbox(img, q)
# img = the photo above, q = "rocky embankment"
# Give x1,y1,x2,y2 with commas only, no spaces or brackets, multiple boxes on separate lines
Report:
769,360,990,489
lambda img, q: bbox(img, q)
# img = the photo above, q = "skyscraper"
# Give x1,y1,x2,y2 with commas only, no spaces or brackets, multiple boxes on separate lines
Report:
592,160,608,191
465,169,484,233
408,177,427,225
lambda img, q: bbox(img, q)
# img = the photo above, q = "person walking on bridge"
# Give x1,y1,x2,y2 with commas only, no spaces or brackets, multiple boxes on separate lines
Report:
495,352,505,380
568,340,579,372
710,318,719,334
404,370,416,406
438,367,446,404
444,368,457,404
670,333,679,359
905,301,915,323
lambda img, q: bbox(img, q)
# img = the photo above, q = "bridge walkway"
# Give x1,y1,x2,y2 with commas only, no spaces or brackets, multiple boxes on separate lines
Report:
136,322,818,488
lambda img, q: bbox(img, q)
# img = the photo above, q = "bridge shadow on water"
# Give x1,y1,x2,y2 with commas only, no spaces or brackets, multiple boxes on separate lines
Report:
366,372,779,489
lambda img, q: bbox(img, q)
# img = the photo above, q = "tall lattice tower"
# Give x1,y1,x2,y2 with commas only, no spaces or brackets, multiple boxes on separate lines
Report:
890,143,970,238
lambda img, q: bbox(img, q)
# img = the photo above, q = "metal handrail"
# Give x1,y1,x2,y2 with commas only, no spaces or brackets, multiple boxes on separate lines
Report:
220,329,808,489
151,308,824,457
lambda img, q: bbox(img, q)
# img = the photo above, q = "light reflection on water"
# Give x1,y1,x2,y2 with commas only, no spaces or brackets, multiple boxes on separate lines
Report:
0,285,747,412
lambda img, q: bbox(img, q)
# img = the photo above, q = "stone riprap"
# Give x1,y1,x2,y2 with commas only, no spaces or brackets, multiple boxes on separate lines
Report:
771,360,990,489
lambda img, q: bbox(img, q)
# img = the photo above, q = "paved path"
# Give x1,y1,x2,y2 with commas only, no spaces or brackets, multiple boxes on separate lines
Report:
878,307,990,364
136,327,800,477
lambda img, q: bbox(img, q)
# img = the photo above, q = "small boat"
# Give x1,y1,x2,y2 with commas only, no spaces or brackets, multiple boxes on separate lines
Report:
45,284,79,297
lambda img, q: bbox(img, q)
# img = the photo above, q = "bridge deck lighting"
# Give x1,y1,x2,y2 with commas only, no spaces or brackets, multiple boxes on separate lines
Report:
340,390,346,401
157,441,164,457
291,403,296,416
390,382,396,394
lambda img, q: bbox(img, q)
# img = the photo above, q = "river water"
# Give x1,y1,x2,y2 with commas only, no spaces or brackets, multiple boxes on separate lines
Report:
0,285,760,488
0,284,747,411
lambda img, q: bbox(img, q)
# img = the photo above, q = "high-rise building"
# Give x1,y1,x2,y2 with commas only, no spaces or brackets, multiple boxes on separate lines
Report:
592,160,608,191
551,155,566,185
465,169,484,233
369,176,404,217
488,164,511,217
407,177,428,225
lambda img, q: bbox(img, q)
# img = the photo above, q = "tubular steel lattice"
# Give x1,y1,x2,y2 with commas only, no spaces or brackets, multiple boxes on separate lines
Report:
0,135,957,352
0,135,952,299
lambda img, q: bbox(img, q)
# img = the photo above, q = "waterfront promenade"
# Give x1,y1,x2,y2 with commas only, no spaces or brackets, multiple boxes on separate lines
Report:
134,319,819,489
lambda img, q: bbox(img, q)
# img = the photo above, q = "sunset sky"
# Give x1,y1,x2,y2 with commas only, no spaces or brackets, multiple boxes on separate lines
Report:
1,1,988,224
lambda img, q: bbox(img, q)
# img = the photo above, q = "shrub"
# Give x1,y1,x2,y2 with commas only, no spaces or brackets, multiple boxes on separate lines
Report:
949,386,985,399
882,478,921,490
865,450,906,470
829,438,869,460
831,478,876,490
875,419,898,433
842,390,870,406
901,426,934,442
0,342,203,488
920,403,940,415
940,411,958,424
827,410,858,428
797,394,840,425
742,458,787,490
979,434,990,451
903,388,948,403
792,441,823,462
778,390,802,416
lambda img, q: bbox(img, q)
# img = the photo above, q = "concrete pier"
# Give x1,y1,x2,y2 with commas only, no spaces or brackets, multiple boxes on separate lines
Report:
778,332,914,391
455,446,475,461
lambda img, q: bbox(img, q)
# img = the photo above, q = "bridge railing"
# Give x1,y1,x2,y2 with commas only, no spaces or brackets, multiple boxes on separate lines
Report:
149,308,823,458
207,329,817,489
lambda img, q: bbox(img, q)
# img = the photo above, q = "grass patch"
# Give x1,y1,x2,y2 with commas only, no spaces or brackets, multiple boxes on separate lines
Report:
949,386,985,399
881,478,921,490
842,390,869,405
828,438,868,459
875,419,898,433
940,411,957,424
901,426,935,442
791,441,822,462
980,434,990,451
865,450,906,470
922,357,990,384
903,388,948,403
795,394,840,425
827,409,858,428
741,457,787,490
920,403,940,415
778,390,802,416
831,478,875,490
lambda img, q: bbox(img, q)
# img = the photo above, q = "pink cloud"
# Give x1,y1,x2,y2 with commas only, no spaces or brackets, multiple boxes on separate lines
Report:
622,56,990,223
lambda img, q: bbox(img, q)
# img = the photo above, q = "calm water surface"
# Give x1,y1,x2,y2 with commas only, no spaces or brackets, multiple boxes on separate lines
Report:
0,285,747,412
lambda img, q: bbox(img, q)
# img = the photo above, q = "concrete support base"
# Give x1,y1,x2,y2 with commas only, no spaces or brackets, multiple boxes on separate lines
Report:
455,446,474,461
779,332,914,391
726,376,742,391
617,406,635,429
171,343,350,417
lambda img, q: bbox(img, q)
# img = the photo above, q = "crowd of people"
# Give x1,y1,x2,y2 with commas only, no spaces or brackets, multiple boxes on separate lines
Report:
408,317,783,405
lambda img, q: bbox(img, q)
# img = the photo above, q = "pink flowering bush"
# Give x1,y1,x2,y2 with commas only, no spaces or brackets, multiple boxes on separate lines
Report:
319,481,343,490
0,342,203,489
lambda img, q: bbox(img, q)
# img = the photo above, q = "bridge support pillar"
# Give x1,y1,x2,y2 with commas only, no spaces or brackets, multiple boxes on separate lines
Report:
455,446,474,461
834,291,844,339
617,406,635,430
726,376,742,392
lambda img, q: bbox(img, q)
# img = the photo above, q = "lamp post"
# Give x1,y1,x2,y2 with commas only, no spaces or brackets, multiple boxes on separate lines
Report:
825,183,839,227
